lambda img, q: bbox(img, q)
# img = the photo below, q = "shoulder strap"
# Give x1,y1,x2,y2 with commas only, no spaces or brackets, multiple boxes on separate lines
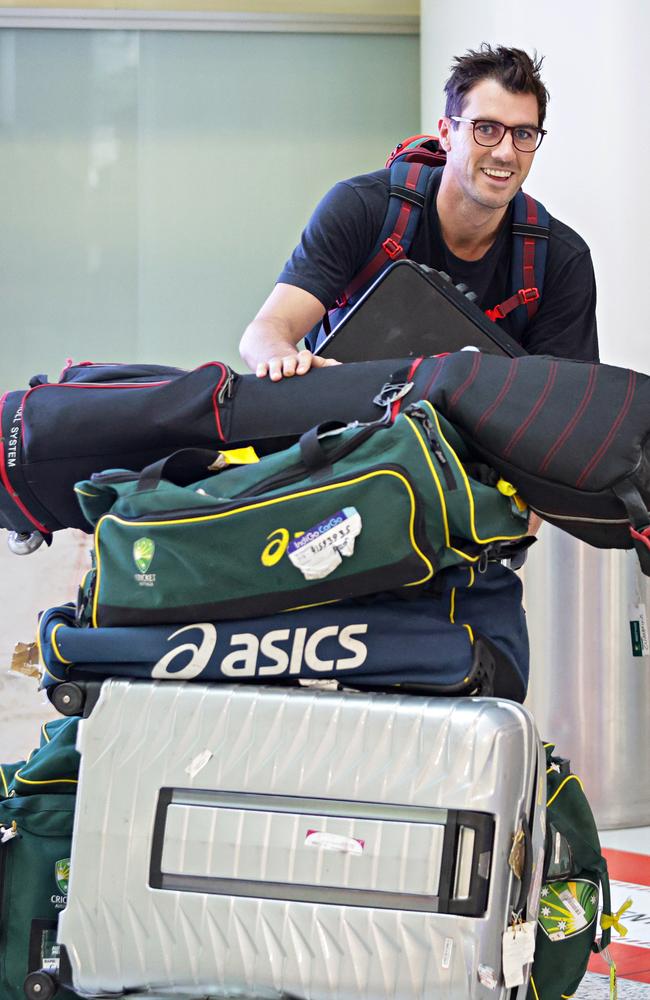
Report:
334,160,437,313
485,192,550,336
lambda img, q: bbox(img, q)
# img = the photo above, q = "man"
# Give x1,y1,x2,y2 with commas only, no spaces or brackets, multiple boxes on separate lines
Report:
240,44,599,380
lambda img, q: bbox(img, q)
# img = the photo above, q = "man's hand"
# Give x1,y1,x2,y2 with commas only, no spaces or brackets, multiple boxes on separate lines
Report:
256,349,340,381
240,283,336,379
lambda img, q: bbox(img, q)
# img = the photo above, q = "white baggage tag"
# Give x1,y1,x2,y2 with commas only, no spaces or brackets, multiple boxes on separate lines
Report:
288,508,362,580
502,921,536,987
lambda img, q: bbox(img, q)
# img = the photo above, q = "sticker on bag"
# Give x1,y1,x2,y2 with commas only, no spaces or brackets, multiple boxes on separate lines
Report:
287,507,362,580
304,829,365,854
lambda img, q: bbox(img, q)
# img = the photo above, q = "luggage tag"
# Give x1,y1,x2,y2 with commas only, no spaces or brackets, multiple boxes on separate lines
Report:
502,917,536,988
288,507,362,580
10,640,41,679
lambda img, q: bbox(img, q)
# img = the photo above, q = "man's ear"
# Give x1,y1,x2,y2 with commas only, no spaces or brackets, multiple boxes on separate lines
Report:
438,116,452,152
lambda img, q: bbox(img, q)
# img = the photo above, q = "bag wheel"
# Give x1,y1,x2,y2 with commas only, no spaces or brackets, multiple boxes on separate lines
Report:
23,970,57,1000
50,681,85,716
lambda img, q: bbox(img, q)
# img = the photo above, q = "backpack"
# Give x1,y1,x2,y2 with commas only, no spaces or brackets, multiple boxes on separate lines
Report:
314,134,550,347
527,743,629,999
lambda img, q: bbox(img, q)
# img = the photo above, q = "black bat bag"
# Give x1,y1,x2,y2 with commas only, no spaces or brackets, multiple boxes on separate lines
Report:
0,358,407,546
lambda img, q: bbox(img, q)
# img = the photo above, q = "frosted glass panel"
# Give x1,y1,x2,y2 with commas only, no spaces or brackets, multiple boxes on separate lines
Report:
0,28,419,385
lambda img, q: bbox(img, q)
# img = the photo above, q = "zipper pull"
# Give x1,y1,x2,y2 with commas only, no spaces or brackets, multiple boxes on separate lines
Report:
1,822,18,843
217,367,235,404
414,411,449,464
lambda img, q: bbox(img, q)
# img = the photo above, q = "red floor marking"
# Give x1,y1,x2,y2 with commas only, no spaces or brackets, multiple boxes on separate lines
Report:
589,944,650,983
603,848,650,888
587,848,650,982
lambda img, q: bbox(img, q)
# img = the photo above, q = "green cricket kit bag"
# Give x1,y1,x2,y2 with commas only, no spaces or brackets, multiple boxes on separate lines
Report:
74,401,529,627
527,743,630,1000
0,717,80,1000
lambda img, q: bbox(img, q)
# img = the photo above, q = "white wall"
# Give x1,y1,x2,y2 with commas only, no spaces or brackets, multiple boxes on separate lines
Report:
421,0,649,372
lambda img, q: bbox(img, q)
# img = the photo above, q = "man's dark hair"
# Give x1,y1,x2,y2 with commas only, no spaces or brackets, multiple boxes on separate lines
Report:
444,44,549,127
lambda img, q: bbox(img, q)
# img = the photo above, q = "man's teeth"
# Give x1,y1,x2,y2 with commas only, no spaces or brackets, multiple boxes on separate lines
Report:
483,168,512,178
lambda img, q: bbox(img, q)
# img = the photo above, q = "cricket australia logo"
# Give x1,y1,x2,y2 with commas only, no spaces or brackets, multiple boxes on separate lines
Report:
51,858,70,909
537,879,598,940
133,537,156,587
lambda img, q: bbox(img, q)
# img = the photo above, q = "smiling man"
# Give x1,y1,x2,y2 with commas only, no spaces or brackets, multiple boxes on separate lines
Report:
240,45,599,379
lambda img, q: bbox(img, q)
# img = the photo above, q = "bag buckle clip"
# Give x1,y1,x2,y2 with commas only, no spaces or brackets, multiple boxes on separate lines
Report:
382,237,404,259
518,286,540,305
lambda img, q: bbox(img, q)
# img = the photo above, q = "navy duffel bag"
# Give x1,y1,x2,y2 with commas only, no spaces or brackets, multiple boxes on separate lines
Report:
38,564,529,712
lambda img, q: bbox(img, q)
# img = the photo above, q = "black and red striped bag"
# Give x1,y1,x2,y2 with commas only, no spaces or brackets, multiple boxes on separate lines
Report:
416,351,650,572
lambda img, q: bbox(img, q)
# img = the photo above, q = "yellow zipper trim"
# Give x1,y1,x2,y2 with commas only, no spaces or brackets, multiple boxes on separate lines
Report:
92,468,435,626
13,770,78,788
418,400,528,544
41,722,51,743
37,618,67,683
402,411,477,563
51,623,73,665
449,589,474,643
73,487,100,498
547,773,584,807
530,975,540,1000
0,766,9,798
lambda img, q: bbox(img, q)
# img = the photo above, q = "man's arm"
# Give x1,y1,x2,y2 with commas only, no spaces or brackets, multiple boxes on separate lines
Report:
240,174,388,378
239,283,339,381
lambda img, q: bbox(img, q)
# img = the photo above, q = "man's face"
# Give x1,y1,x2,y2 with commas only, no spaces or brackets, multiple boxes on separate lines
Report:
439,78,540,212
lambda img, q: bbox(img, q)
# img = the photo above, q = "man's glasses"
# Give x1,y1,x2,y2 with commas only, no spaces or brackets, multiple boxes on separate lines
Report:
449,116,547,153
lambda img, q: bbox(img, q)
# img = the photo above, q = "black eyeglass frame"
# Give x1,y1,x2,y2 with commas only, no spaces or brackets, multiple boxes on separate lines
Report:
449,116,547,152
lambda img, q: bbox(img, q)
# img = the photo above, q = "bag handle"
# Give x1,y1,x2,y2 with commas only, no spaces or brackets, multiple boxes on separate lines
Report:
298,418,387,480
136,449,221,493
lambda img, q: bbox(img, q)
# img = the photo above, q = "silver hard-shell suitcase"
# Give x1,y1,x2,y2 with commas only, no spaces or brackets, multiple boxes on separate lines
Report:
58,681,546,998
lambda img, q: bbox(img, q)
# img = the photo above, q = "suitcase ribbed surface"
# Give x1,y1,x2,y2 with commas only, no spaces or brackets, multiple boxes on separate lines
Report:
60,682,545,999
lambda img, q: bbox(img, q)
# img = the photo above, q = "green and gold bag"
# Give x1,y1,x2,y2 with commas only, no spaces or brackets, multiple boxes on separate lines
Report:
528,743,628,1000
0,718,80,1000
75,401,529,627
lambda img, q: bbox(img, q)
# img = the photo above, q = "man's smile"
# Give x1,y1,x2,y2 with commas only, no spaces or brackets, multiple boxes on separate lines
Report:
481,167,514,181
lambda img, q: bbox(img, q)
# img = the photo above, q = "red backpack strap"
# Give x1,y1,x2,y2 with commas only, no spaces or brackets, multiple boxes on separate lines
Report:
313,138,444,348
335,159,433,310
486,191,550,333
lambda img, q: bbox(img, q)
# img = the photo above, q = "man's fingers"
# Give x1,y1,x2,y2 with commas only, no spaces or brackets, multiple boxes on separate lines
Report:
311,354,341,368
267,357,286,382
295,349,314,374
259,350,334,380
281,354,300,378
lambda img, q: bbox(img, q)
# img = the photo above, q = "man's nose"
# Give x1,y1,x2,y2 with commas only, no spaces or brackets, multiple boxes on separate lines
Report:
491,129,517,158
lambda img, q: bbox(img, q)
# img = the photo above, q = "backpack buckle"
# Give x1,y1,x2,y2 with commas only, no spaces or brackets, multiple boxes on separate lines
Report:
518,286,540,305
382,237,404,259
